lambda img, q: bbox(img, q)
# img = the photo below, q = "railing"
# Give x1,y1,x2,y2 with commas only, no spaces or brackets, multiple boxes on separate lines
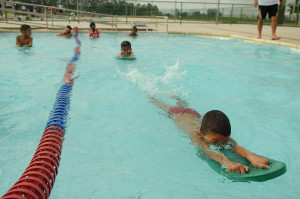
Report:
0,0,169,31
0,0,118,30
1,0,298,30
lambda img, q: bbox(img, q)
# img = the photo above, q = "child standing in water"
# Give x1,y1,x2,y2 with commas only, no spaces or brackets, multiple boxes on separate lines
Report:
118,41,135,59
149,96,270,174
129,26,138,36
16,24,33,47
89,22,99,38
57,25,72,37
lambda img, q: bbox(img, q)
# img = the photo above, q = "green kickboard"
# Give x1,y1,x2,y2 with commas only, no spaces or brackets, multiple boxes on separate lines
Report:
116,57,136,60
197,149,286,182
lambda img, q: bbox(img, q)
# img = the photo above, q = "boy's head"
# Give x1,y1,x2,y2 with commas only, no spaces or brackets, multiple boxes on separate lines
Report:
199,110,231,144
20,24,31,37
121,41,132,55
132,26,137,32
90,22,96,31
66,25,72,32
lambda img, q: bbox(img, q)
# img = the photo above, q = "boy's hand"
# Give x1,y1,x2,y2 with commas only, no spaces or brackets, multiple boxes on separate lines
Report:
225,162,249,174
248,153,269,169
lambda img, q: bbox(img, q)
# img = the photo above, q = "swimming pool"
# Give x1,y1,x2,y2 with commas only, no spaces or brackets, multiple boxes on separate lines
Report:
0,33,300,199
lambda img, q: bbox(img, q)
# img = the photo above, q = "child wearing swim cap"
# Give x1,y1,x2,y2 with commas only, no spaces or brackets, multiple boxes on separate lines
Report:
118,41,135,59
149,96,270,174
57,25,72,37
89,22,99,38
16,24,33,47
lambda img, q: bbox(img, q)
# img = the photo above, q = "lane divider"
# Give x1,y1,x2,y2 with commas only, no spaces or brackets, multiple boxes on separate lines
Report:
1,27,81,199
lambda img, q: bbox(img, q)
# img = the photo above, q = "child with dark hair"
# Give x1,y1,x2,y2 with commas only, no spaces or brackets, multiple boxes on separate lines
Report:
57,25,72,37
89,22,99,38
118,41,134,59
129,26,138,36
16,24,33,47
149,96,270,174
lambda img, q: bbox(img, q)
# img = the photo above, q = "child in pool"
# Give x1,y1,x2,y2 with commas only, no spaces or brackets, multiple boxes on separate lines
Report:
16,24,33,47
149,96,270,174
89,22,99,38
57,25,72,37
129,26,138,36
118,41,134,59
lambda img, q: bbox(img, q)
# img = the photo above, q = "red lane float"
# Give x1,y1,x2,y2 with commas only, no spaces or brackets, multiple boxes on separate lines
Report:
2,127,64,199
1,27,81,199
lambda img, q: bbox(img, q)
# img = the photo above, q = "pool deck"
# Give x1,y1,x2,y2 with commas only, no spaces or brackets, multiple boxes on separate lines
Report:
1,19,300,49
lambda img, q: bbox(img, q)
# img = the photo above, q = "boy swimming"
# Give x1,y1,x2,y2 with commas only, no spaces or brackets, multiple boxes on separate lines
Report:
16,24,33,47
118,41,135,59
57,25,72,37
150,96,269,174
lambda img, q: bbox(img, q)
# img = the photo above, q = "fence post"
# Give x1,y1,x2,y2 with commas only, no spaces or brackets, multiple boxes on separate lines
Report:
45,7,48,28
151,0,153,16
174,0,177,22
230,4,233,25
4,1,8,22
51,8,53,29
216,0,220,24
297,4,300,26
240,7,243,22
115,15,118,31
167,17,168,32
126,2,128,23
180,2,182,25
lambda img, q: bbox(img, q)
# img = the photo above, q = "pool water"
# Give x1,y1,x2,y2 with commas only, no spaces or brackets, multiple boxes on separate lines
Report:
0,32,300,199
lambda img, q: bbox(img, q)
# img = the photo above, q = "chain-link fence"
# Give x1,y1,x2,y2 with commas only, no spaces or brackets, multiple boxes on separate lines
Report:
123,0,299,26
1,0,299,27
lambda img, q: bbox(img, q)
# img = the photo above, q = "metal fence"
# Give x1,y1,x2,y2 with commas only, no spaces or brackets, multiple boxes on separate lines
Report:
0,0,120,30
124,0,300,26
0,0,170,31
0,0,299,30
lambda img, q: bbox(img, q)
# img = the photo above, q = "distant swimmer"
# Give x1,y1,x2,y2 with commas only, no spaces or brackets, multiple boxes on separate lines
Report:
89,22,99,39
57,25,73,38
16,24,33,47
118,41,135,59
129,26,138,37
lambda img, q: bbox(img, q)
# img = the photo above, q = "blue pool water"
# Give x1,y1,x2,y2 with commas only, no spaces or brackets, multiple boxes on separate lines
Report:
0,33,300,199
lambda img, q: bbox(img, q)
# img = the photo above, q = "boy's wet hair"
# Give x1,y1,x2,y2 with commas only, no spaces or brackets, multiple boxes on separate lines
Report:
20,24,31,32
132,26,137,32
66,25,72,30
121,41,131,48
200,110,231,137
90,22,96,32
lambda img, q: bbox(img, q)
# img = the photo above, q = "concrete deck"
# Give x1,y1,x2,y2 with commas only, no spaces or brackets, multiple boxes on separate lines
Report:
1,19,300,49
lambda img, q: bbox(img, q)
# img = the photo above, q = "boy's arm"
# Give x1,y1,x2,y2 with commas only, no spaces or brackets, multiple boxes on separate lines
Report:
23,37,33,47
233,144,269,169
15,36,21,46
129,52,134,58
195,138,249,174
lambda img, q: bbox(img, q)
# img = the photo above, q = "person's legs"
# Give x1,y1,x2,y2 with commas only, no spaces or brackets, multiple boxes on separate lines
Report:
149,97,171,113
257,19,263,39
268,4,280,40
171,95,189,108
271,16,280,40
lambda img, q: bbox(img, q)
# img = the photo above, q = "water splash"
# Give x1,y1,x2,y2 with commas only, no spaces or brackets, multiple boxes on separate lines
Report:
118,59,187,96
